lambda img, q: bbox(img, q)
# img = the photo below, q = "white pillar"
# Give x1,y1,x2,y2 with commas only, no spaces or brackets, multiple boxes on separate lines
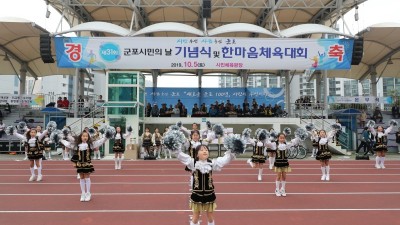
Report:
284,70,291,116
197,69,203,88
79,70,85,97
370,72,377,97
152,69,158,88
73,68,79,118
323,70,328,111
315,72,321,103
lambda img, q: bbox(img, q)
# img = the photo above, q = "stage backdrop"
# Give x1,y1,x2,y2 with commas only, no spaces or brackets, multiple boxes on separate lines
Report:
145,88,284,113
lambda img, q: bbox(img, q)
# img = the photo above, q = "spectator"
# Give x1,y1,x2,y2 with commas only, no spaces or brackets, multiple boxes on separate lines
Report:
236,105,243,116
396,127,400,154
180,105,187,117
151,104,159,117
78,95,84,109
172,105,180,117
96,95,105,108
242,99,249,111
57,97,63,108
5,103,11,113
159,103,167,117
208,104,218,117
372,107,383,123
145,103,152,117
176,99,183,112
252,98,258,108
61,97,70,109
168,104,174,112
0,120,5,138
192,103,200,115
356,127,371,155
217,104,225,117
358,110,367,128
243,105,251,117
392,105,399,119
200,103,207,113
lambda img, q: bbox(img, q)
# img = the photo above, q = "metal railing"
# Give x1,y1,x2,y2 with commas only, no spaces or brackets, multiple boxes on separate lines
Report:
67,106,105,134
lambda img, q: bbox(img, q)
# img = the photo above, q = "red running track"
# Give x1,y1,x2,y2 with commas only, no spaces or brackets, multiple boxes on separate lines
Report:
0,159,399,225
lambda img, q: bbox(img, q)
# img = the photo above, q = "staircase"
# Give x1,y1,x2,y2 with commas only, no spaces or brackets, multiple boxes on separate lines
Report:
67,107,105,134
299,109,348,155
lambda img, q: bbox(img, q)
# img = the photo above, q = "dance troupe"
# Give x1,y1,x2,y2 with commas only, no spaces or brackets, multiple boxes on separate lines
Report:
4,118,398,225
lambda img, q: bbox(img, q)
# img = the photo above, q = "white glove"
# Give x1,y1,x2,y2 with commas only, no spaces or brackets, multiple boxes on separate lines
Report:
207,132,215,142
319,138,328,145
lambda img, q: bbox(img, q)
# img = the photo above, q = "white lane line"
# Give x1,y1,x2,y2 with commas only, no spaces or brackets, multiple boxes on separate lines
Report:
0,181,400,185
1,192,400,196
1,208,400,213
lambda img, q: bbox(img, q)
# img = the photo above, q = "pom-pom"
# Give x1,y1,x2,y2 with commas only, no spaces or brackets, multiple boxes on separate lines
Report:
255,128,262,137
269,130,278,140
305,123,315,131
46,121,57,132
212,123,225,137
127,126,133,132
88,127,96,137
257,129,269,141
206,121,212,129
99,124,107,134
162,130,186,151
61,127,71,137
366,120,375,128
5,126,14,135
50,129,62,144
17,121,27,130
169,124,180,131
104,126,116,139
331,123,341,131
389,120,398,127
283,127,291,136
295,128,309,141
223,134,246,155
242,128,252,139
176,121,182,128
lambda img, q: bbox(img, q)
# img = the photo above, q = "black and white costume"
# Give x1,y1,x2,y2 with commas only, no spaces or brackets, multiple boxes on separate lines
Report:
315,130,336,181
152,132,163,159
141,132,153,156
184,139,202,188
113,132,131,169
370,125,393,169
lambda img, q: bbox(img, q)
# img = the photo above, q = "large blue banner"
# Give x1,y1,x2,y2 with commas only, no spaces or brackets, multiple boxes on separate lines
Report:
146,88,284,113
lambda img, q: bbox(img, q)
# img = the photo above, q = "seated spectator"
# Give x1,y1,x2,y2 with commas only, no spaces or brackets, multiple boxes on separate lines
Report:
275,105,283,117
96,95,105,107
372,107,383,123
243,99,250,110
61,97,69,109
243,105,251,117
57,97,63,108
171,105,180,117
180,105,187,117
217,104,225,117
252,98,258,108
5,103,11,113
159,103,168,117
264,107,273,117
236,105,243,116
192,103,200,115
200,103,207,113
251,105,259,117
151,104,159,117
145,103,152,117
208,104,218,117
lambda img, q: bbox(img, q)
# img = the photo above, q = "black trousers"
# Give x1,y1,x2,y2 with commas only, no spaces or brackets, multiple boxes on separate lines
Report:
356,141,367,153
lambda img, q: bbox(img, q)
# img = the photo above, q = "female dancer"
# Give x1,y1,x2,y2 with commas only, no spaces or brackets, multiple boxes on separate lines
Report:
266,128,277,169
113,126,132,170
162,127,172,159
61,127,111,201
246,129,268,181
370,121,396,169
9,124,49,181
152,128,163,159
141,127,153,157
316,127,339,181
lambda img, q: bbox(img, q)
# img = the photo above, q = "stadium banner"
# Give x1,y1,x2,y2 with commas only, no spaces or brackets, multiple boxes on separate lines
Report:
145,87,284,113
327,96,393,104
0,94,44,107
55,37,353,70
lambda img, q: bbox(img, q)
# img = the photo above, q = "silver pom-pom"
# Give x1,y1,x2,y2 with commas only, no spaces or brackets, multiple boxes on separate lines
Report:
206,121,212,129
255,128,262,137
295,128,309,141
305,123,315,131
212,123,225,137
176,121,182,128
46,121,57,132
389,120,398,127
105,126,116,139
17,121,26,130
5,126,14,135
62,127,71,137
257,129,269,141
242,128,252,139
331,123,341,131
283,127,291,136
162,129,186,151
366,120,375,128
169,124,180,131
99,124,107,134
269,130,278,140
223,134,246,155
88,127,96,137
127,126,133,132
50,129,62,144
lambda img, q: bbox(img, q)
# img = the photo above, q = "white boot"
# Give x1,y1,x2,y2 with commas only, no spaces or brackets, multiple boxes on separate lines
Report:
375,156,381,169
325,166,330,181
380,157,386,169
114,158,118,170
118,157,122,170
246,159,254,168
257,168,263,181
321,166,326,181
208,221,215,225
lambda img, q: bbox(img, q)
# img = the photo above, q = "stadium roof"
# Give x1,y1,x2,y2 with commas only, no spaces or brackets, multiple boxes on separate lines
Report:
322,22,400,80
0,17,76,79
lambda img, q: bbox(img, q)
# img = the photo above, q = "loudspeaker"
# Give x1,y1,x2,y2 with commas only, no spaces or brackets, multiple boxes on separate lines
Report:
202,0,211,18
144,155,157,160
351,38,363,65
355,155,369,160
40,33,55,63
